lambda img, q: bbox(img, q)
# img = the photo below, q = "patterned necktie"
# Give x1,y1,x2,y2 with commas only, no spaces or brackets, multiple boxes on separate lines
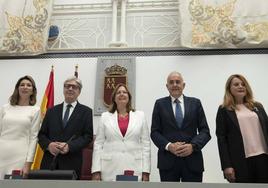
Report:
63,104,72,128
175,99,183,128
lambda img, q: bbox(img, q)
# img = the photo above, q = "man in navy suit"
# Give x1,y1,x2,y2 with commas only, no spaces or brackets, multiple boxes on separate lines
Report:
151,71,211,182
38,76,93,179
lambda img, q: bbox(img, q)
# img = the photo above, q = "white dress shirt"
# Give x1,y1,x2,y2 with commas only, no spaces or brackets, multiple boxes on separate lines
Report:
165,95,185,150
62,101,77,120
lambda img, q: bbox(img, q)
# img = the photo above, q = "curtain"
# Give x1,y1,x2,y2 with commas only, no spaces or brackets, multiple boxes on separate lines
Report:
0,0,53,55
179,0,268,48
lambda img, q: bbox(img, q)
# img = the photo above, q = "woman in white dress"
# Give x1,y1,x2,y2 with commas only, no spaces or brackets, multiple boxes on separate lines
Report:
0,75,41,179
92,83,151,181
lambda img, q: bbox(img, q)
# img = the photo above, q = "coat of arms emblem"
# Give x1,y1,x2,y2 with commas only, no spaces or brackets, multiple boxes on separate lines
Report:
103,64,127,107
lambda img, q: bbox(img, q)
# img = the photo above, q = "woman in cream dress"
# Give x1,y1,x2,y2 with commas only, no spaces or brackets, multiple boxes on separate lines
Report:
0,75,41,179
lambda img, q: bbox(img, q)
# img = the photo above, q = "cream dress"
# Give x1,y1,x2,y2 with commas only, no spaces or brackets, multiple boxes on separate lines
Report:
0,104,41,179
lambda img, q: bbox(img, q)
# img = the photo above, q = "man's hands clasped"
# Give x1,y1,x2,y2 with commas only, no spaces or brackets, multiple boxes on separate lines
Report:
168,142,193,157
48,142,70,156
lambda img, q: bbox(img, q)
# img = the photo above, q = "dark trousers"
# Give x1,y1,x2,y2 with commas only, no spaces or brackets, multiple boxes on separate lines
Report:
159,157,202,182
246,154,268,183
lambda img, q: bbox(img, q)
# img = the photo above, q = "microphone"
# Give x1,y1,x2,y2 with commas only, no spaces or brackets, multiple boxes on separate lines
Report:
49,135,77,170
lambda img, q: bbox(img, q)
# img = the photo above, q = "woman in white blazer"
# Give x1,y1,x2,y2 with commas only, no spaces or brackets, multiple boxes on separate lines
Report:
92,83,151,181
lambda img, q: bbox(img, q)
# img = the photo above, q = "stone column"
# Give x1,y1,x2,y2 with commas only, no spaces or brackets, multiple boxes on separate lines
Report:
109,0,128,47
119,0,128,46
110,0,118,45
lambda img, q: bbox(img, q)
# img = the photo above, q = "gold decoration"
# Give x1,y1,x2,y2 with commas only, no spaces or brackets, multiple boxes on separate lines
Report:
105,64,127,76
2,0,50,54
189,0,245,47
243,22,268,43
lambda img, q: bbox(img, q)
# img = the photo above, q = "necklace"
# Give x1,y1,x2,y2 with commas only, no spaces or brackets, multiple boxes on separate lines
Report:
118,113,129,118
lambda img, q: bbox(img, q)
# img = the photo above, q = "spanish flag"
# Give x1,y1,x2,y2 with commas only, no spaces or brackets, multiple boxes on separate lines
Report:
31,67,54,169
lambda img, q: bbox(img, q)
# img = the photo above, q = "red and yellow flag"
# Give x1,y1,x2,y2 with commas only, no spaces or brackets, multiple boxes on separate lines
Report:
31,67,54,169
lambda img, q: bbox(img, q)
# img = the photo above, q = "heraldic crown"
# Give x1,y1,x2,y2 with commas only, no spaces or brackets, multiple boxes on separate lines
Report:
105,64,127,76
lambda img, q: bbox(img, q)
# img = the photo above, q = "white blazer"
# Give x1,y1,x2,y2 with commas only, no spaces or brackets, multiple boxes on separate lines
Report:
92,110,151,181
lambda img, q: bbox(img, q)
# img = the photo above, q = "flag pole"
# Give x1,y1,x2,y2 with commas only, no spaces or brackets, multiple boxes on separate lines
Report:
75,64,78,78
31,66,54,170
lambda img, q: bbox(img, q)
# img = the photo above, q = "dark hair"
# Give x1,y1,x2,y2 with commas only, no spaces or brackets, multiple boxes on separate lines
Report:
9,75,37,106
109,83,135,113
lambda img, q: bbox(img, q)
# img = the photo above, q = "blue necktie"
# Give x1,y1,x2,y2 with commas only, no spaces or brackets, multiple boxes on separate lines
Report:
63,104,72,128
175,99,183,128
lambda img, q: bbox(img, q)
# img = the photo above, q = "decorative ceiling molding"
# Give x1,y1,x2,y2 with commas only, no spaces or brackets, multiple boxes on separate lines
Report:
53,0,178,15
48,0,180,50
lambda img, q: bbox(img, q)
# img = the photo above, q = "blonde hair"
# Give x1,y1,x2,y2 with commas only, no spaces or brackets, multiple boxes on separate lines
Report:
222,74,255,110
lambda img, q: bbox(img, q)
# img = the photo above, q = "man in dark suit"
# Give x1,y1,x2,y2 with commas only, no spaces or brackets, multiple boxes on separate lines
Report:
38,76,93,179
151,71,211,182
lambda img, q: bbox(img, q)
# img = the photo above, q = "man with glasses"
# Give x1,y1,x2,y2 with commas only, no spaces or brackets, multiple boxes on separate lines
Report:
38,76,93,179
151,71,211,182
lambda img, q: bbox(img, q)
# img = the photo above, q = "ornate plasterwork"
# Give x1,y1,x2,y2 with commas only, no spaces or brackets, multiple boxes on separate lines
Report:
0,0,53,55
181,0,268,48
243,22,268,43
189,0,245,46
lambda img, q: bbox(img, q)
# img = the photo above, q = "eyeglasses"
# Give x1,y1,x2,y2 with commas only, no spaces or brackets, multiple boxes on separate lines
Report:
64,84,80,90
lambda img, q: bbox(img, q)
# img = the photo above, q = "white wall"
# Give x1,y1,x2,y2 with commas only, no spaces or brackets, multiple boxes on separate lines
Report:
0,54,268,183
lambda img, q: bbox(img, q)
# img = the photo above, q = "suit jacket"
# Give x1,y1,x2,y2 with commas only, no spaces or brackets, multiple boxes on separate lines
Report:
151,96,211,173
38,102,93,177
92,110,151,181
216,103,268,180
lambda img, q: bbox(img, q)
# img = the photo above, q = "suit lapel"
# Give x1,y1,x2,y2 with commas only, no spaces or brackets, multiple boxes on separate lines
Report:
255,107,268,143
63,102,81,129
226,109,240,130
57,103,64,130
67,102,80,125
253,107,268,135
109,111,124,138
181,96,189,128
165,96,178,129
124,111,135,138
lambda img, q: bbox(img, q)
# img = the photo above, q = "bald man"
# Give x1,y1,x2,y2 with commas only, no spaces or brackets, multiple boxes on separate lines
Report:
151,71,211,182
